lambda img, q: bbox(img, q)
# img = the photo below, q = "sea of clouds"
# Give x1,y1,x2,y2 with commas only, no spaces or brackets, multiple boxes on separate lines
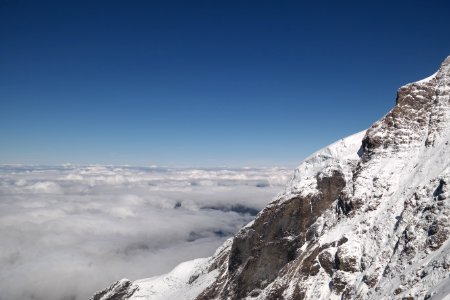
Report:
0,165,292,300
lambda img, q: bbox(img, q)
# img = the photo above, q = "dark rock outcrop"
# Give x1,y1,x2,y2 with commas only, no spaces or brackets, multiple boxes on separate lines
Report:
90,280,136,300
198,170,346,299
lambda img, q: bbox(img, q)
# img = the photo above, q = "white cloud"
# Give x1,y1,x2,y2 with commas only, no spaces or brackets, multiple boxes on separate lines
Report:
0,165,291,300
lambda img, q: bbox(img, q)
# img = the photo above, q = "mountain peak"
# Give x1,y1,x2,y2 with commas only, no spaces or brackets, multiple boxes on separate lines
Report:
440,54,450,72
363,55,450,156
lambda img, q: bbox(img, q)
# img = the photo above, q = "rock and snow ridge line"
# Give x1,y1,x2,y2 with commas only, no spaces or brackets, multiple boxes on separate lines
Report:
92,54,450,300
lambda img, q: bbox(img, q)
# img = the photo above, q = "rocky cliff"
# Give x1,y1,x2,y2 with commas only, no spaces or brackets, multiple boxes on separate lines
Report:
92,55,450,300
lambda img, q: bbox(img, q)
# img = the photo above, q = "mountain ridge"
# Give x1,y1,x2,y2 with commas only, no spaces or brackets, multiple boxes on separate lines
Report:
92,55,450,300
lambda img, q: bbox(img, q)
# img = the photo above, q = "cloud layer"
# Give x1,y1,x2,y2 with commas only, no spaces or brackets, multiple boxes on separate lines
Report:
0,165,291,300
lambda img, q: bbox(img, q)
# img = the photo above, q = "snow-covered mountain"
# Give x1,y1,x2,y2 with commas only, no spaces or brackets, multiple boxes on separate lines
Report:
92,55,450,300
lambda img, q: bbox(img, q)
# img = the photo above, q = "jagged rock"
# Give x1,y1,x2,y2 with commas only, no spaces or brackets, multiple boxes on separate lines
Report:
332,270,354,294
362,273,379,288
207,168,347,298
336,241,361,272
318,249,335,276
90,279,136,300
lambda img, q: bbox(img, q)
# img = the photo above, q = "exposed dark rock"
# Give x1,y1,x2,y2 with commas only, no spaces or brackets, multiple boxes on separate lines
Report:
332,271,350,294
336,194,353,215
90,280,136,300
434,179,447,201
428,227,449,250
298,246,323,277
362,273,379,288
394,287,404,295
334,241,361,274
437,193,447,201
318,250,335,276
199,169,346,299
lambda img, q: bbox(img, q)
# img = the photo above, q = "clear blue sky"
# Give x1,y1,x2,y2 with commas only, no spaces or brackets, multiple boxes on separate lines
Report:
1,1,450,167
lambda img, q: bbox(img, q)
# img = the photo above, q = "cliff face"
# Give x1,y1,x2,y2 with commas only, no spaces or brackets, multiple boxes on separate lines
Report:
92,55,450,300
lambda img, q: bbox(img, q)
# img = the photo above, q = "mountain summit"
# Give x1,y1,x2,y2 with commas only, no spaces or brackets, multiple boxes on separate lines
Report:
92,55,450,300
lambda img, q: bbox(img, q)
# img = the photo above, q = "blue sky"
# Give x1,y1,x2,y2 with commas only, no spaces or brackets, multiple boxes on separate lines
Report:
1,1,450,167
